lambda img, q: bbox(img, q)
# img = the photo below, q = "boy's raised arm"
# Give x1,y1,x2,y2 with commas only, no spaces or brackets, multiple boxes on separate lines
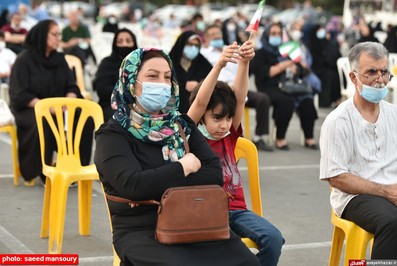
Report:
187,42,241,124
232,40,255,131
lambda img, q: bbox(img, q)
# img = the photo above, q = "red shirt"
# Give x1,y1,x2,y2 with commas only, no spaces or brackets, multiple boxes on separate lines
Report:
205,125,247,210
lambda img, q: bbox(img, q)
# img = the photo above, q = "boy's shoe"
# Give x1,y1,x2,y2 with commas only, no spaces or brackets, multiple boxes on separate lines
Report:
253,139,274,152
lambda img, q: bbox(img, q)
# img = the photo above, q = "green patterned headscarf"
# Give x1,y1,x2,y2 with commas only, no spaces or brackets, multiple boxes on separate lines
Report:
110,48,191,162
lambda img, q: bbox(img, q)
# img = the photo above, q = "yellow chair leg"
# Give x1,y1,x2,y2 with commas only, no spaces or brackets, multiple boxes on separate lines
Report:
48,177,69,254
343,227,373,266
113,247,121,266
329,226,345,266
40,177,51,238
8,126,20,186
78,180,92,235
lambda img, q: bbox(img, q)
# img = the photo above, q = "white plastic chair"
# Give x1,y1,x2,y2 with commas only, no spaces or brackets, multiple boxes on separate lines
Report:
336,57,355,100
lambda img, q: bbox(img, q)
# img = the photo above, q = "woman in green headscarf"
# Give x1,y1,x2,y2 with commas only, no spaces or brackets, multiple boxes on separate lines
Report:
94,48,260,266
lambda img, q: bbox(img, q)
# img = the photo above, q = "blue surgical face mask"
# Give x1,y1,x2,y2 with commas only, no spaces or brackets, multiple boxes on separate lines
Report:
196,21,206,32
136,81,171,113
210,39,224,49
268,36,282,47
316,28,326,39
183,45,199,60
355,75,389,103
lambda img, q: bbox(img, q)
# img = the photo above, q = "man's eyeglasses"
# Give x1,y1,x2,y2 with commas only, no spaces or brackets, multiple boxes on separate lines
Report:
354,68,393,82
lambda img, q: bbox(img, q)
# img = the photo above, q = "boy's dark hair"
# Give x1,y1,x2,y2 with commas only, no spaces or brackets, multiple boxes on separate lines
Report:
189,81,237,118
0,31,4,39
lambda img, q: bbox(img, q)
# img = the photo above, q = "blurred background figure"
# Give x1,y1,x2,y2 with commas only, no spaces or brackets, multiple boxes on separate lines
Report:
182,12,205,38
30,0,49,21
307,24,341,107
384,25,397,53
169,30,212,113
102,15,119,34
17,3,37,30
8,19,94,186
93,28,138,121
60,10,96,68
0,12,28,54
251,22,318,150
0,31,16,84
357,19,379,43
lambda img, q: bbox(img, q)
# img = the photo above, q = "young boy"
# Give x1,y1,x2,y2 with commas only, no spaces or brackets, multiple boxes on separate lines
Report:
188,41,284,266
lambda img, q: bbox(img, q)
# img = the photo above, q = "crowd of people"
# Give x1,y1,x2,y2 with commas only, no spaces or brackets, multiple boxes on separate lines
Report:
1,1,397,264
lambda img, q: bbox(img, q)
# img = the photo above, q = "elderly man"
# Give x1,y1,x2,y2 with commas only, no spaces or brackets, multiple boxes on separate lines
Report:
320,42,397,258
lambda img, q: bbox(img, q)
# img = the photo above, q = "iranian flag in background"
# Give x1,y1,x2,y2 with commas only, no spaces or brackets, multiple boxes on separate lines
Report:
278,41,302,63
245,0,265,32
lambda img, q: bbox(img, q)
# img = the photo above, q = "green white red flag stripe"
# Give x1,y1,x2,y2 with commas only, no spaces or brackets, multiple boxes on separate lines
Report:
245,0,265,32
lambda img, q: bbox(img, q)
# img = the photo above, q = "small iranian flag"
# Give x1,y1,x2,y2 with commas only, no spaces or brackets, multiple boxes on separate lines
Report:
278,41,299,57
245,0,265,32
288,47,302,63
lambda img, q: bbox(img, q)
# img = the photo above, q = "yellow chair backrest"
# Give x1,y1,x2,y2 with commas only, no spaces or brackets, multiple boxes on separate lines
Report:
234,137,263,249
64,54,92,100
34,97,103,171
234,137,263,217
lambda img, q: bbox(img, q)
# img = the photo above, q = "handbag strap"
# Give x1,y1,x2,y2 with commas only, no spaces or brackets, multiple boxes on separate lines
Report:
105,193,160,208
176,121,189,153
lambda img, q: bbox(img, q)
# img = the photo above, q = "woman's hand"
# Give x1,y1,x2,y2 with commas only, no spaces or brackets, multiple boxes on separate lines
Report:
178,152,201,177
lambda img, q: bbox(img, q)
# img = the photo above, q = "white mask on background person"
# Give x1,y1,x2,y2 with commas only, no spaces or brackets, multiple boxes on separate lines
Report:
290,30,302,41
227,23,236,32
316,28,326,39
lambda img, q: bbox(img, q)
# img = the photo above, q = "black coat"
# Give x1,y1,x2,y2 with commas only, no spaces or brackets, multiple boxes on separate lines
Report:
94,117,260,266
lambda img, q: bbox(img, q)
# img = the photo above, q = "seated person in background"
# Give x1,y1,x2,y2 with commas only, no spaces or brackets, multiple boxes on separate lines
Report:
93,28,137,121
320,42,397,259
102,15,119,34
94,48,260,266
168,30,213,113
0,12,28,54
251,22,318,150
0,31,17,84
188,40,284,266
201,24,273,152
18,3,38,30
9,20,94,186
60,10,96,67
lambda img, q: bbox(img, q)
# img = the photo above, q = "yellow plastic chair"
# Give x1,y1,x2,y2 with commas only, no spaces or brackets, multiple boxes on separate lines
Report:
64,54,92,100
329,204,374,266
243,107,251,140
234,137,263,248
100,183,121,266
0,124,20,186
34,97,104,253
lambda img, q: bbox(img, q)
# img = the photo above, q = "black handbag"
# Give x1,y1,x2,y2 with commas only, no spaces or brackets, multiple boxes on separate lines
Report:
279,64,312,96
